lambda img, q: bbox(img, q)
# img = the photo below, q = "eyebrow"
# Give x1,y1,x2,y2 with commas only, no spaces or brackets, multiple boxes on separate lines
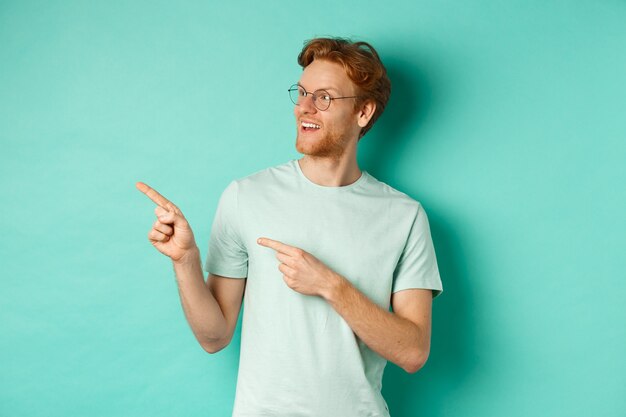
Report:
297,83,340,94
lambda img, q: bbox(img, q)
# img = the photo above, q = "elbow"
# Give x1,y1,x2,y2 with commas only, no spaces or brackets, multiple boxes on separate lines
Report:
403,349,429,374
201,344,223,354
200,338,228,354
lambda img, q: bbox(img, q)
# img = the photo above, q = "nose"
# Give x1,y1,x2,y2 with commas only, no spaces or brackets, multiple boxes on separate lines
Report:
298,93,318,114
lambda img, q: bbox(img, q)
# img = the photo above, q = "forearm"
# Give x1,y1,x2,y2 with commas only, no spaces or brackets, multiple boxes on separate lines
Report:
172,247,227,347
323,275,427,373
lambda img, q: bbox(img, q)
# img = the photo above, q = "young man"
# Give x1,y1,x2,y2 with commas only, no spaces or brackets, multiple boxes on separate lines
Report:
137,37,443,417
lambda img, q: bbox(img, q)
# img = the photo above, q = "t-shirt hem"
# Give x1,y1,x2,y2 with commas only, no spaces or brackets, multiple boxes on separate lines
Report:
392,285,443,299
204,262,247,279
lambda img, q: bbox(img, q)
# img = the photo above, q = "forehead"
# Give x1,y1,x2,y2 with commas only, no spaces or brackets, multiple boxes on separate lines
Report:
299,59,355,94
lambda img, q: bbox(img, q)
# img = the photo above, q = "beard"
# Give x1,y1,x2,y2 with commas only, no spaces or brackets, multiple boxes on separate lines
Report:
295,128,350,160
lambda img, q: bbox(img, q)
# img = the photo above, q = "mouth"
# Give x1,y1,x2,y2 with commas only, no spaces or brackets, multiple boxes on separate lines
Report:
300,120,321,133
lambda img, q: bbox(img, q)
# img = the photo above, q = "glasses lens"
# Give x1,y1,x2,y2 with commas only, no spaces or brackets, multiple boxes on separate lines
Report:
313,90,332,111
288,85,332,110
288,84,302,105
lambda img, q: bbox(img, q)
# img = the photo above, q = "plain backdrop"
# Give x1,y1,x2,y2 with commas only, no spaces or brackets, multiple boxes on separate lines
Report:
1,1,624,416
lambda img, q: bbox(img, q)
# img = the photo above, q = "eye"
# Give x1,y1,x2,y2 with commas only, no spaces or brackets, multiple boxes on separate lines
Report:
319,92,332,102
298,87,307,97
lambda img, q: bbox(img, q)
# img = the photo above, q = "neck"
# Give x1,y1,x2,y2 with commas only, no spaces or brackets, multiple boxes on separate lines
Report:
297,154,362,187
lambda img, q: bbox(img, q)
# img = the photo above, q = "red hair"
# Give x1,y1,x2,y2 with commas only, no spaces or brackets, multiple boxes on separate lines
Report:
297,37,391,139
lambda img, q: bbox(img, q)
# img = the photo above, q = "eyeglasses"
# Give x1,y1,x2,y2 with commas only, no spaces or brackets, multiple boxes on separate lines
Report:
288,84,361,111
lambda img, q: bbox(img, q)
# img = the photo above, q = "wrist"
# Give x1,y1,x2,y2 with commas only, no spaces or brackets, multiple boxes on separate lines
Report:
322,272,347,302
173,246,201,267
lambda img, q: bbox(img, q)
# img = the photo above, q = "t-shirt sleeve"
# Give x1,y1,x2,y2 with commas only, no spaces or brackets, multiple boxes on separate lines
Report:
391,203,443,299
203,180,248,278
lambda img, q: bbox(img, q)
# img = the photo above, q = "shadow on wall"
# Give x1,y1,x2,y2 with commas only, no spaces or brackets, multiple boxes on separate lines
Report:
364,56,473,416
360,56,435,177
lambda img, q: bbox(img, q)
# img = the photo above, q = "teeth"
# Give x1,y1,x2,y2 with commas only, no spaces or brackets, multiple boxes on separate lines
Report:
302,122,320,129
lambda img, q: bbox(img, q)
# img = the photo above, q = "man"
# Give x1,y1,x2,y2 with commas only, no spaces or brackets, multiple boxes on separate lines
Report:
137,37,443,417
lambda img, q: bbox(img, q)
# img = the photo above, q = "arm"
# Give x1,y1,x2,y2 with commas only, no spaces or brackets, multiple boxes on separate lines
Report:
255,237,434,373
323,278,433,374
136,181,246,354
172,247,246,354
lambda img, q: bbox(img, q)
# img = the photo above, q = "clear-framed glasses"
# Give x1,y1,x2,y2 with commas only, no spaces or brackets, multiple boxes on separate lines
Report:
288,83,361,111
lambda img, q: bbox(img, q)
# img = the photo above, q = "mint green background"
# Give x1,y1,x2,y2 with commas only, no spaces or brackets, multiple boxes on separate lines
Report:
1,1,624,416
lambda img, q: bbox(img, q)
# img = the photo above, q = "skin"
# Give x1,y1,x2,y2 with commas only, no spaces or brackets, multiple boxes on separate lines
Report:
257,58,434,373
135,181,196,263
294,59,375,187
137,57,434,373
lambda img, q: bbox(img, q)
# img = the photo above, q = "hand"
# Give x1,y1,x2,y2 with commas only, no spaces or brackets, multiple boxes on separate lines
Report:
256,237,340,298
136,181,198,263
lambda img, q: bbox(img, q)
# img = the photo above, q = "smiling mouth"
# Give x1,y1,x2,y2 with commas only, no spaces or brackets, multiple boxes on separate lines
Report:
301,121,321,132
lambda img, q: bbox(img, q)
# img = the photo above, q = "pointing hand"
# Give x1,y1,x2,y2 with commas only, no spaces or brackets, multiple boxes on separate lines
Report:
136,182,198,263
256,237,341,299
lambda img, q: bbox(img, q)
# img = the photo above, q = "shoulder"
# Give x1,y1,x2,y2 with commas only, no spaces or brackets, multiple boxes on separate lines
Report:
364,172,423,214
228,160,294,192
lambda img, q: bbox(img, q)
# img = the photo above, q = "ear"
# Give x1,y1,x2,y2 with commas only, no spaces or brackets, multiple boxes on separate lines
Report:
356,99,377,129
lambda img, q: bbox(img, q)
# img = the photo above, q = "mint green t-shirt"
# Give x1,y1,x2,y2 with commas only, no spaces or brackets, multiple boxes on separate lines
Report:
204,159,443,417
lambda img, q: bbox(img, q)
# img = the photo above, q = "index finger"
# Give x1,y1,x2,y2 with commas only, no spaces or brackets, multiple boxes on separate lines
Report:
257,237,298,256
136,181,174,210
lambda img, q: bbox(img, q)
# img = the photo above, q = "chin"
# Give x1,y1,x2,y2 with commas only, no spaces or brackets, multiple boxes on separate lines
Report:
295,141,316,155
295,132,345,158
296,143,342,159
295,135,318,151
295,135,315,154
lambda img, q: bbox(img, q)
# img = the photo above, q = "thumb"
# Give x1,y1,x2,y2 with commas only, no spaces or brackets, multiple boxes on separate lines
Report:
158,210,177,224
159,209,190,229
